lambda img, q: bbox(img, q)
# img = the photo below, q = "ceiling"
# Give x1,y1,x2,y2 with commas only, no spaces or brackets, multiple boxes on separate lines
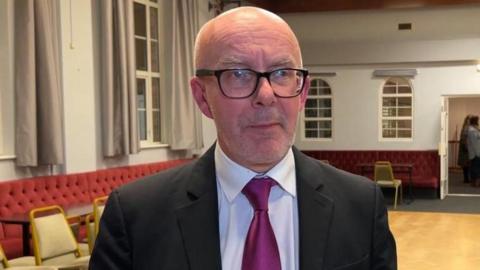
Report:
245,0,480,13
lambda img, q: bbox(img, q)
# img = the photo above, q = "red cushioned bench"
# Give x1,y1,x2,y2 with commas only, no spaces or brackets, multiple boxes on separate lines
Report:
0,159,191,259
302,150,440,190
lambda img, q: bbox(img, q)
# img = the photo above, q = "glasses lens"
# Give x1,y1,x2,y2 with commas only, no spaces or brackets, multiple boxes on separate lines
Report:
219,69,257,98
270,69,304,97
218,68,306,98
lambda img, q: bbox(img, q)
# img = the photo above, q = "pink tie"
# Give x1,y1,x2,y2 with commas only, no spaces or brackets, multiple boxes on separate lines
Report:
242,177,281,270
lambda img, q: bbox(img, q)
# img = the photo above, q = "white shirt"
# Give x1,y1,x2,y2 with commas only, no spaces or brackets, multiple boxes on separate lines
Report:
215,143,299,270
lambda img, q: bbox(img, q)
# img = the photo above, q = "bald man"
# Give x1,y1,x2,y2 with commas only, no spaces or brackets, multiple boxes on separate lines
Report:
90,7,397,270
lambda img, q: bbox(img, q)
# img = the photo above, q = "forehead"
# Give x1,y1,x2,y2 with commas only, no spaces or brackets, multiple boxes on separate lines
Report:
197,12,302,69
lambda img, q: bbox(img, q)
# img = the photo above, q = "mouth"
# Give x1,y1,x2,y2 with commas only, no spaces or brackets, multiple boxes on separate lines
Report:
248,122,281,129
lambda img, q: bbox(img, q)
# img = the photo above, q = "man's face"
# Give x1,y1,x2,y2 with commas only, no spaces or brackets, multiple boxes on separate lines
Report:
192,14,309,172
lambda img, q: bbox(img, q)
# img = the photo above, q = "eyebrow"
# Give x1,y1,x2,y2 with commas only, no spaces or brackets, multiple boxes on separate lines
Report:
216,57,299,70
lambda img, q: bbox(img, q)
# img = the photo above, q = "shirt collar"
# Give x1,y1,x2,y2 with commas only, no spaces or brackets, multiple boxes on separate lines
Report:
215,142,296,203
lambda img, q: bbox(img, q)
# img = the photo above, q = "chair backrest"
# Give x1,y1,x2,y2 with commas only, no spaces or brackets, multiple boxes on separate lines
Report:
0,243,8,269
93,196,108,236
374,161,395,182
30,205,81,266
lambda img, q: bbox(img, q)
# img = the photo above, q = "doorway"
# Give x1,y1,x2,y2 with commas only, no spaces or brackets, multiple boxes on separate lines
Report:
446,96,480,196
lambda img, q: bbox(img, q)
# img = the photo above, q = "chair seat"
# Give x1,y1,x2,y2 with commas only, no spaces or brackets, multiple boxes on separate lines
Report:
376,179,402,187
8,256,36,266
78,243,90,256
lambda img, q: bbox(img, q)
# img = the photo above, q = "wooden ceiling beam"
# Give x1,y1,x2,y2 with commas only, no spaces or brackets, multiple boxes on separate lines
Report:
245,0,480,13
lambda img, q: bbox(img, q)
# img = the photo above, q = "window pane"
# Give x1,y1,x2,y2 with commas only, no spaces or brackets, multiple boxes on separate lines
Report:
134,3,146,37
383,86,396,94
383,129,396,138
151,41,159,72
398,130,412,138
398,120,411,129
318,108,331,117
305,130,318,138
305,109,318,117
385,81,396,87
150,7,158,40
318,121,331,129
382,120,396,129
382,97,396,107
309,88,318,96
305,121,318,129
382,107,396,117
398,97,411,107
310,79,317,88
137,79,146,108
138,110,147,140
319,130,332,138
398,108,411,116
153,111,161,142
135,38,147,71
398,86,411,94
318,99,331,108
152,78,160,109
317,87,331,95
137,79,147,140
305,99,317,108
317,80,329,88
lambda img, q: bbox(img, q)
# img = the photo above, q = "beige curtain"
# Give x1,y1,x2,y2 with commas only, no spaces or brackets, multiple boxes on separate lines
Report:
14,0,64,167
168,0,203,150
99,0,139,157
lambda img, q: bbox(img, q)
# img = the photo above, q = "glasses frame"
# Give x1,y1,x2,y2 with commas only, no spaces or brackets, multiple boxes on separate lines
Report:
195,68,309,99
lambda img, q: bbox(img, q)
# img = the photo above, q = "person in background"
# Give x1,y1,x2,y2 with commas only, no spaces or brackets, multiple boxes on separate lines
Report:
458,114,472,183
467,115,480,187
89,7,397,270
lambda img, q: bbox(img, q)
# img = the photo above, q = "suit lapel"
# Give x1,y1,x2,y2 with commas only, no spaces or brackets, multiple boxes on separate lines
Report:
293,147,335,270
175,146,222,270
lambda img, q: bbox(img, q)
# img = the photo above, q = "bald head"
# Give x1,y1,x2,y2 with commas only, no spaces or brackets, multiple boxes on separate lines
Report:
193,7,302,69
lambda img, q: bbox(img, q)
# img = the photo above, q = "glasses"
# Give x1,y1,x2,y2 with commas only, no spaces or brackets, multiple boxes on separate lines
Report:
195,68,309,99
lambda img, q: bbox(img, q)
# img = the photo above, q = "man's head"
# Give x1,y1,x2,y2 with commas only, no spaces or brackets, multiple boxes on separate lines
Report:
470,115,479,126
191,7,309,172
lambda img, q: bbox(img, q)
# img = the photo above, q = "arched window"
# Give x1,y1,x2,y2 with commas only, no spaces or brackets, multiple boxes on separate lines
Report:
303,78,332,139
380,77,413,140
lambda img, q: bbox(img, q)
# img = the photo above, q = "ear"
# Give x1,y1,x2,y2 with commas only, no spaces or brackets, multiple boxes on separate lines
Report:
298,76,310,110
191,77,214,119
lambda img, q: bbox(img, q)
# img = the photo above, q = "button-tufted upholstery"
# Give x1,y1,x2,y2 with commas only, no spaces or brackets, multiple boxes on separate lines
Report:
302,150,439,189
0,159,192,259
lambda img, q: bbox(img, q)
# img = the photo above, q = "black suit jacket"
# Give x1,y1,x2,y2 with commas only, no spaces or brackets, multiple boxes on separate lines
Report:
90,146,397,270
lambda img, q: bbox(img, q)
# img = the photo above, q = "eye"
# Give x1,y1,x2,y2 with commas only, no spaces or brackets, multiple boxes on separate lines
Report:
231,69,252,80
271,69,292,80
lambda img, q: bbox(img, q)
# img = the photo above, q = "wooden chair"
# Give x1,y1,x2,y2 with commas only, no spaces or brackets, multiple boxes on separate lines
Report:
374,161,403,209
29,206,89,267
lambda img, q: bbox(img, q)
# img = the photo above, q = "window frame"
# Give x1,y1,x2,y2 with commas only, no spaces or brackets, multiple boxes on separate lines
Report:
378,77,414,142
301,76,334,141
134,0,166,148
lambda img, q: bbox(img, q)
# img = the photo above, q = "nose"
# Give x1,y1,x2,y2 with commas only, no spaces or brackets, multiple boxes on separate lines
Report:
252,77,276,107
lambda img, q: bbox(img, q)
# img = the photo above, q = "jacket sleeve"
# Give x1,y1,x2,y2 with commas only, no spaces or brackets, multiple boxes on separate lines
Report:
89,190,132,270
371,186,398,270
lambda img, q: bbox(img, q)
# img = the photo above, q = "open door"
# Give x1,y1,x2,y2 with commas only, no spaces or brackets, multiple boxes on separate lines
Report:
439,96,448,199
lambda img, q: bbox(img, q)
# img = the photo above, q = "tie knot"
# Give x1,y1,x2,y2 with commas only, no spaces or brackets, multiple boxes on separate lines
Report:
242,178,276,211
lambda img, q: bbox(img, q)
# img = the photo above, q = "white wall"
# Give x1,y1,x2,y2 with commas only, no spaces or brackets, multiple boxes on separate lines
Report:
286,6,480,151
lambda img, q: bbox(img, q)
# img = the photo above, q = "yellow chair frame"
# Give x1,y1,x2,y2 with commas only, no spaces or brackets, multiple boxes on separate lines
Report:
374,161,403,209
29,205,83,266
0,243,10,269
86,196,108,254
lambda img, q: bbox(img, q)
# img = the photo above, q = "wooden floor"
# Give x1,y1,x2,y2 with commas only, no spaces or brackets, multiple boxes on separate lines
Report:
389,211,480,270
